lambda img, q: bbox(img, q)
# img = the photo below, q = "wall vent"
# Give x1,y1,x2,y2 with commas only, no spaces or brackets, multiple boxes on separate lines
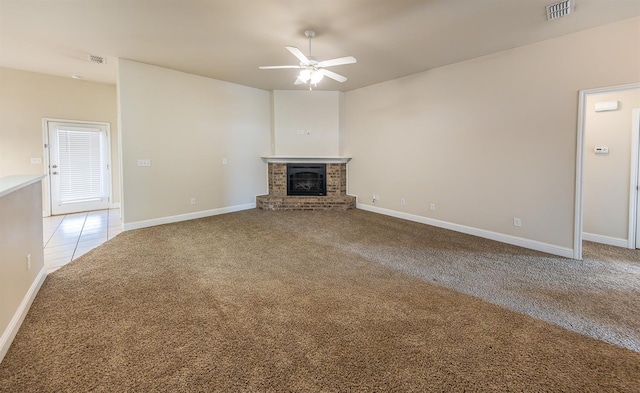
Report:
88,54,106,65
546,0,572,21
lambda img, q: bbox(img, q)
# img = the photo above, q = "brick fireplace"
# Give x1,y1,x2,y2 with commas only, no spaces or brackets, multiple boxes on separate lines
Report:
256,158,356,211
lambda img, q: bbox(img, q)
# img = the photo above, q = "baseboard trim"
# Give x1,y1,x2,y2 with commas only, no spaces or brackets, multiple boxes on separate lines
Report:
123,203,256,231
357,203,574,259
109,202,121,209
0,267,47,363
582,232,628,248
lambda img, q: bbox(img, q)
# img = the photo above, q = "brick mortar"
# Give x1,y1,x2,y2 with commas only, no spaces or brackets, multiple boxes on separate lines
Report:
260,162,352,210
257,195,356,211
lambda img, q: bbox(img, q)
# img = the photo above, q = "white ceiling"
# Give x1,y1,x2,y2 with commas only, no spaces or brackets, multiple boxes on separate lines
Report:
1,0,638,92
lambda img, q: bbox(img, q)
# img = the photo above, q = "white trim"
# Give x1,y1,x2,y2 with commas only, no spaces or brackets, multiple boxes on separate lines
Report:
41,119,51,217
262,156,351,164
0,267,47,363
582,232,628,248
109,202,121,209
575,90,587,260
629,108,640,249
357,203,574,259
633,109,640,249
123,203,256,231
574,83,640,260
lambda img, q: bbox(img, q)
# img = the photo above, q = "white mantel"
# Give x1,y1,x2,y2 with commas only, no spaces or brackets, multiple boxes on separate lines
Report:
261,156,351,164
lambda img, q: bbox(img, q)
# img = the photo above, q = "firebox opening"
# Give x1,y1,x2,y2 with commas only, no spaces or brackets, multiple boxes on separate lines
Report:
287,164,326,196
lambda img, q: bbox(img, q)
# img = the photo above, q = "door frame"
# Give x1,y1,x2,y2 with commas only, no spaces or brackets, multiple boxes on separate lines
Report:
42,118,112,217
633,108,640,248
574,83,640,259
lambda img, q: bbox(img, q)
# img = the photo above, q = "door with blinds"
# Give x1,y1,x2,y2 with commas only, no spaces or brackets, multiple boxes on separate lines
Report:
47,121,111,215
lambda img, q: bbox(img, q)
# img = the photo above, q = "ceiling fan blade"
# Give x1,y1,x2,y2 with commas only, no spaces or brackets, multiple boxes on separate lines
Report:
318,56,357,68
286,46,309,65
319,69,348,83
294,77,305,85
259,65,302,69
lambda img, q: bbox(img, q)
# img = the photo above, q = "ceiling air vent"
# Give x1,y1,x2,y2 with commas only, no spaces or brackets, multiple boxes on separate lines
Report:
88,54,106,65
546,0,572,21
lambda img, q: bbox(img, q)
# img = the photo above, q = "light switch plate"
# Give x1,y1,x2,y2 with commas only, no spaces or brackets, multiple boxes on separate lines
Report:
594,101,619,112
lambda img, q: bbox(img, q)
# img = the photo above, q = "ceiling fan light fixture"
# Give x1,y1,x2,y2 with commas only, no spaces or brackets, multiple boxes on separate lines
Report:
299,69,311,83
310,70,324,84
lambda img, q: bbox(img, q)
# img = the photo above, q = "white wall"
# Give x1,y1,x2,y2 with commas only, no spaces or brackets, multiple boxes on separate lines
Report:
273,90,343,156
0,178,46,362
117,59,271,227
0,67,120,204
344,17,640,255
583,89,640,244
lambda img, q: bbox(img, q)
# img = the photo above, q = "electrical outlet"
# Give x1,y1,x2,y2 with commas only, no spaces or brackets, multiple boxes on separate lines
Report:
401,198,406,206
513,217,522,227
26,254,31,270
190,198,197,205
372,194,380,204
430,203,436,211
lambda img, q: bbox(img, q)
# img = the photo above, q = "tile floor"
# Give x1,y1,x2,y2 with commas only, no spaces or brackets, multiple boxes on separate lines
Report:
43,209,122,273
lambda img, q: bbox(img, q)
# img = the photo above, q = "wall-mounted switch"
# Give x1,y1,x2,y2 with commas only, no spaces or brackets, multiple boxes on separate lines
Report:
594,101,619,112
30,158,42,164
137,159,151,167
222,158,228,165
594,147,609,154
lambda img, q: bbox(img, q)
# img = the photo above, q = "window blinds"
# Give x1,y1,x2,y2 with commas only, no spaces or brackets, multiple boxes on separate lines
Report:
57,128,104,204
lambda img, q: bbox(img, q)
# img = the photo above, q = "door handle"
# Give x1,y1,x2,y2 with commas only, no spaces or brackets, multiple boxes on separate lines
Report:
52,171,58,175
52,165,57,168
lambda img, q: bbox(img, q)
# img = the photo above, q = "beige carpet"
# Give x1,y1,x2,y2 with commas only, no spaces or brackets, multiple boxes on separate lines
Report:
1,209,639,392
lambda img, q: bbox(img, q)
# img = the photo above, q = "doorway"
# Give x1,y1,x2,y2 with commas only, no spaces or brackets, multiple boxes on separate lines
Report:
575,83,640,259
44,119,112,216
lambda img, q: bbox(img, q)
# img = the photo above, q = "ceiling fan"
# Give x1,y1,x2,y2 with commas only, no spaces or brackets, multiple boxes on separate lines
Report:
259,30,357,89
